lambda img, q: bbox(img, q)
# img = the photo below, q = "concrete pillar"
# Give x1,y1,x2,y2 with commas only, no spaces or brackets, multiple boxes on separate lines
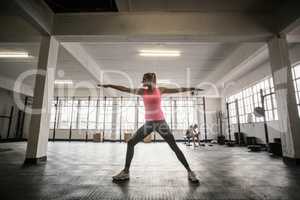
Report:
268,36,300,161
111,98,118,140
25,36,59,164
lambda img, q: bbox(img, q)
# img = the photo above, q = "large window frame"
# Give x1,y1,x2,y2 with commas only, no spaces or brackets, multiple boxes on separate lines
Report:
292,63,300,115
50,96,205,133
225,76,278,124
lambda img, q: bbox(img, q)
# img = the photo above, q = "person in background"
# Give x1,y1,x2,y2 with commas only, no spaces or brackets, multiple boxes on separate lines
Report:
192,124,201,147
185,125,194,146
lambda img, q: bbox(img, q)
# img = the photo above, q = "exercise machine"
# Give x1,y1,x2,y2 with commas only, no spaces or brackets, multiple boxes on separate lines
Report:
15,96,31,139
52,97,59,141
0,106,14,139
225,101,236,146
251,89,277,152
68,96,75,141
216,111,225,145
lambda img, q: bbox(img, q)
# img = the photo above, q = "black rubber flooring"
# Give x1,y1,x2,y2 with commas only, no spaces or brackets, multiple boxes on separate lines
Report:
1,142,300,199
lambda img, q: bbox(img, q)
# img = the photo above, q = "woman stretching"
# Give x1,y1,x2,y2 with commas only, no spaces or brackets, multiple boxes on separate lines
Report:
98,73,202,183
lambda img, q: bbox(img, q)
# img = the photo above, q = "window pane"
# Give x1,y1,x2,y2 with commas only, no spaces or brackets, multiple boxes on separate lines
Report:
294,65,300,78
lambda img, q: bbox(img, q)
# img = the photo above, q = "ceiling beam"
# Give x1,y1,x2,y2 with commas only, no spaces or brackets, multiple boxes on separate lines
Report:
0,75,33,96
60,43,115,95
13,0,54,35
53,12,275,42
61,43,105,83
215,44,268,88
202,43,266,96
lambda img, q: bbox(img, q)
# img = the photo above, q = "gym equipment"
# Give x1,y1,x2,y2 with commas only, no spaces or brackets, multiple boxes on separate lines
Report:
68,96,75,141
226,99,246,147
192,96,207,142
203,97,208,142
253,89,275,149
102,96,107,142
225,101,237,146
86,96,91,142
15,96,31,139
254,107,264,117
234,99,245,146
52,97,59,141
0,106,14,139
216,111,225,145
183,135,192,146
269,138,282,156
246,137,266,152
234,132,246,146
246,137,257,145
248,145,262,152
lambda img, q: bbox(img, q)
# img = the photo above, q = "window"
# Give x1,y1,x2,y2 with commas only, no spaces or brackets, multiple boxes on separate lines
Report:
161,98,172,125
116,98,136,132
58,98,72,128
225,77,278,124
226,98,237,125
138,98,145,127
88,99,97,130
50,96,205,133
174,97,200,130
78,99,89,129
292,63,300,115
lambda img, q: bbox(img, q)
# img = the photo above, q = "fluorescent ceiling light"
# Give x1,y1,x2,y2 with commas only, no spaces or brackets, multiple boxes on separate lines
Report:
139,50,181,57
54,80,73,85
0,51,30,58
157,79,171,84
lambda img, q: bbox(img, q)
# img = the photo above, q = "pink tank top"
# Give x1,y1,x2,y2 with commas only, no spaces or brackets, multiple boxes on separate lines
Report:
143,87,165,121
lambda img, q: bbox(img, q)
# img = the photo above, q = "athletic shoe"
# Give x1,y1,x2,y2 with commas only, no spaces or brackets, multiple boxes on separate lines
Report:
112,170,130,181
188,171,199,183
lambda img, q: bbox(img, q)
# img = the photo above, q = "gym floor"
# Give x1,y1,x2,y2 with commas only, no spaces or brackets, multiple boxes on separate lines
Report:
1,142,300,200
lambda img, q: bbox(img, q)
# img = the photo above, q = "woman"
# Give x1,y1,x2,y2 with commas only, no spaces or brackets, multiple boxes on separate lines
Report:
98,73,202,183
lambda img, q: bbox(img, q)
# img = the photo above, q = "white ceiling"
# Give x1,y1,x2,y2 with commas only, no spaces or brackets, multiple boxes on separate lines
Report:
0,42,40,86
0,40,265,97
57,46,95,83
57,42,239,89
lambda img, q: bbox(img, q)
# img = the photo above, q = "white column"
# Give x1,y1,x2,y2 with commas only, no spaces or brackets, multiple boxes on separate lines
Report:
268,36,300,160
25,36,59,163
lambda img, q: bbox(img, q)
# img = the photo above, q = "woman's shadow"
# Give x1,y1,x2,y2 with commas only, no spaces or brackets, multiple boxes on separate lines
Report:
113,179,130,198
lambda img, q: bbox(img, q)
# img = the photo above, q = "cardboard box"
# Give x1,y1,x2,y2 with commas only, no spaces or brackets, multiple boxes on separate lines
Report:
124,133,132,143
143,133,152,143
93,133,102,142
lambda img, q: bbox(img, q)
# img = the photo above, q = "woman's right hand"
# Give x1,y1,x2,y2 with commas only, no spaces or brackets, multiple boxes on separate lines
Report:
97,84,110,88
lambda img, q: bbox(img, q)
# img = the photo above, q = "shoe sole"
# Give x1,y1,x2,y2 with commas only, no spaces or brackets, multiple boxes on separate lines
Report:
112,177,130,181
189,179,200,184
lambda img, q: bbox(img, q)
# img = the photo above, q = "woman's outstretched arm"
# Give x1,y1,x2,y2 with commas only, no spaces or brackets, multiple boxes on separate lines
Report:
159,87,203,94
97,84,143,95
